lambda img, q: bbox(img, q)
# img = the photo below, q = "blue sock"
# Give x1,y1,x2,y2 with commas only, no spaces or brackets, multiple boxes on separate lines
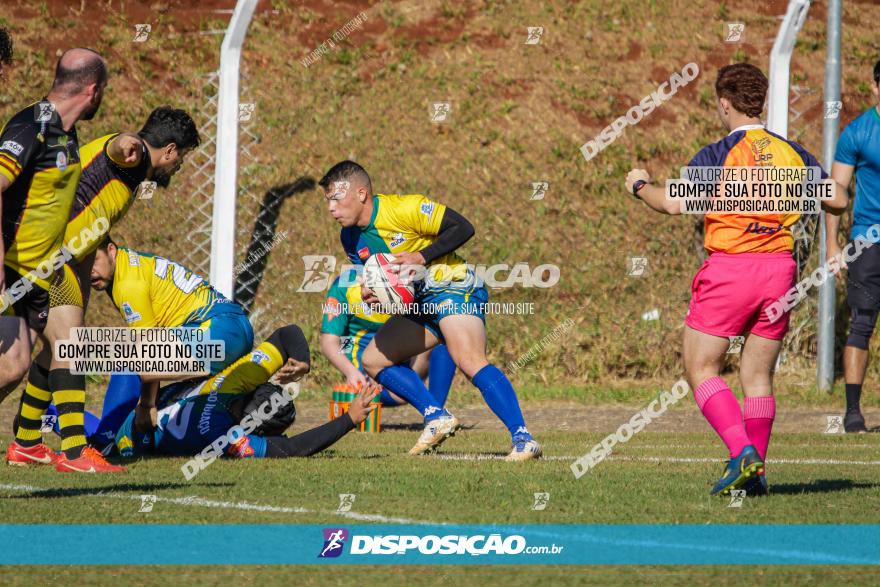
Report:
472,364,530,440
90,373,142,448
45,404,99,437
375,365,447,422
378,388,403,407
428,344,455,407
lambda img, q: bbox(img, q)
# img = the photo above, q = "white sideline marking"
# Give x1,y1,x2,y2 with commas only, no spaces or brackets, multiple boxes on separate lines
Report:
0,483,432,525
433,454,880,465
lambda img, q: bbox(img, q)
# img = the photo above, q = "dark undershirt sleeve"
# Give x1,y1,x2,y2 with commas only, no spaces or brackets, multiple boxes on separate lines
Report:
263,413,356,457
419,207,475,263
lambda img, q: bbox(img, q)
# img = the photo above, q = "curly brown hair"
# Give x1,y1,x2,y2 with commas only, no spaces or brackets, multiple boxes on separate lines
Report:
715,63,768,118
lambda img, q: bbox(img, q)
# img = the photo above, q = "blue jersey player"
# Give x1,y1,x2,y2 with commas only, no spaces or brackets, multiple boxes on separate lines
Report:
111,324,377,460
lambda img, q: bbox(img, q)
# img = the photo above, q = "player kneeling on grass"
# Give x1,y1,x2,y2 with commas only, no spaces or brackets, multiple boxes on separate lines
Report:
320,160,540,461
89,236,255,441
625,63,848,496
321,267,456,410
113,324,377,464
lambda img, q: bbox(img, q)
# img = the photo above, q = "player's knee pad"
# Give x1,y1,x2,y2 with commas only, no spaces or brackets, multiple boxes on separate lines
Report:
846,308,878,350
267,324,310,365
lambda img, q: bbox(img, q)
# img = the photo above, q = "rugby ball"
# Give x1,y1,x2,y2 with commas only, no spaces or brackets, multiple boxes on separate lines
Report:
363,253,415,310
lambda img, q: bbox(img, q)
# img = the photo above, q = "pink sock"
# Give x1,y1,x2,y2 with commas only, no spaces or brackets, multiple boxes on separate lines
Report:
744,395,775,462
694,376,751,457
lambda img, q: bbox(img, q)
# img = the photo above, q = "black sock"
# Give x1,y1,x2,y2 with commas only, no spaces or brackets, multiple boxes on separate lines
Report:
845,384,862,412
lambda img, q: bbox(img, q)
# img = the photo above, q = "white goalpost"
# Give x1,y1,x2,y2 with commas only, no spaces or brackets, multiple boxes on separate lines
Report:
210,0,257,300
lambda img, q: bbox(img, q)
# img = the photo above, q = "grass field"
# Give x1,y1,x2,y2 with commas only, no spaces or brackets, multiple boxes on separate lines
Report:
1,564,876,587
3,427,878,525
1,418,878,582
2,0,880,582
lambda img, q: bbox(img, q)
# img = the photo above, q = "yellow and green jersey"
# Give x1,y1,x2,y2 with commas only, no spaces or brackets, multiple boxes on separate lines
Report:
340,194,468,283
320,270,389,367
66,133,150,262
0,100,81,290
110,247,241,327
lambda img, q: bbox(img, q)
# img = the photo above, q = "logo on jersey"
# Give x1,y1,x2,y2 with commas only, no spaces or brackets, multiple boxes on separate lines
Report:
121,302,141,324
319,528,349,558
324,297,342,319
744,222,783,235
390,232,406,247
0,140,23,156
357,247,370,260
420,202,435,217
55,150,67,171
251,349,270,365
128,251,141,266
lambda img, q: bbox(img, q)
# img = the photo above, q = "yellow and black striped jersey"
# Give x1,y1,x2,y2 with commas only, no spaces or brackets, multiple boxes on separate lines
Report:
66,133,150,261
0,100,81,289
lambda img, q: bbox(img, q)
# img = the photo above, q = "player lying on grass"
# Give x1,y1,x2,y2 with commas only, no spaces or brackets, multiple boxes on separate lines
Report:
2,49,109,472
320,160,541,461
113,324,377,461
321,267,456,409
10,107,199,473
87,237,254,439
625,63,848,496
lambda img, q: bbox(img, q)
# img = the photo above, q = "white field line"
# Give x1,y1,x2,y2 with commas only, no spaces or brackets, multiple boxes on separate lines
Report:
433,454,880,465
0,483,434,525
606,443,880,450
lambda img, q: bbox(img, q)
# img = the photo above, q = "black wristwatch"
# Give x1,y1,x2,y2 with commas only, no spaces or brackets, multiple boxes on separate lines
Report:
631,179,649,198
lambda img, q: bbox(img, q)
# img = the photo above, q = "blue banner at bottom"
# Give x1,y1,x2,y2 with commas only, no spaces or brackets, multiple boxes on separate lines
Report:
0,525,877,565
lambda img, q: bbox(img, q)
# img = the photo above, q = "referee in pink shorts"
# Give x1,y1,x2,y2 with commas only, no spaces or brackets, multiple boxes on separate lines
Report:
625,63,848,496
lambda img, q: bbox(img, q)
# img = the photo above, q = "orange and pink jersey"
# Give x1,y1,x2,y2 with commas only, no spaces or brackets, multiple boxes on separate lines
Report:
687,125,827,254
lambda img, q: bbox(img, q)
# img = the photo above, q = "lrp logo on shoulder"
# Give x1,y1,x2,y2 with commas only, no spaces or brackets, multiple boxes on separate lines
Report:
318,528,349,558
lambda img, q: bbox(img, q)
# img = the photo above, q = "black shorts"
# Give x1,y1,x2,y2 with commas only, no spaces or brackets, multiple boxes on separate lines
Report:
846,241,880,310
2,265,49,332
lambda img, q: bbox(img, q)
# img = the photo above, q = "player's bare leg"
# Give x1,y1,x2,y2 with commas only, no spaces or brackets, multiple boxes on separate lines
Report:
439,314,541,461
2,316,63,466
361,316,460,455
682,325,728,391
0,316,34,402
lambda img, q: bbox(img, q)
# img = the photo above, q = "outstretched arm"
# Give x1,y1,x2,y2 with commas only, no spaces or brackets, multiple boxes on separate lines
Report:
262,382,377,458
625,169,681,215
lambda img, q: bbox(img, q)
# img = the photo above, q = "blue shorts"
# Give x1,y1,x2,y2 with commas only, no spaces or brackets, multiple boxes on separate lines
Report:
406,282,489,340
185,311,254,373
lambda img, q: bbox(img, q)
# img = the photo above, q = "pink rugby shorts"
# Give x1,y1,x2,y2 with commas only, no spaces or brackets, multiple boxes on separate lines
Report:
686,252,797,340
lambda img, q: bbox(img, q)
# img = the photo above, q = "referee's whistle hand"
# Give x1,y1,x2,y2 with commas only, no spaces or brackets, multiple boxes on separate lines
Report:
625,169,651,194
